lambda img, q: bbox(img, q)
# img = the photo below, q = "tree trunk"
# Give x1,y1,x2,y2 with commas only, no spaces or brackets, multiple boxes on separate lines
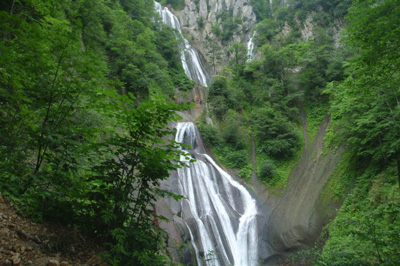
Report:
397,159,400,189
2,0,16,42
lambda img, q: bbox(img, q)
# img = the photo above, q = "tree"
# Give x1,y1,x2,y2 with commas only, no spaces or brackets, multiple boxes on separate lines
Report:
228,42,247,75
205,38,223,72
250,0,272,21
252,106,299,159
328,0,400,187
299,29,335,100
89,93,190,264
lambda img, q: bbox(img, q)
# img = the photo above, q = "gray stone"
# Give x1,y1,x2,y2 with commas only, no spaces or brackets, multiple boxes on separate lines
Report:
0,228,9,238
48,259,59,266
174,0,257,70
12,253,21,265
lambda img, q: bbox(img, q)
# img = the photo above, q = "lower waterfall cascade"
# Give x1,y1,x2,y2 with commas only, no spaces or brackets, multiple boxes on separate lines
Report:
174,122,259,266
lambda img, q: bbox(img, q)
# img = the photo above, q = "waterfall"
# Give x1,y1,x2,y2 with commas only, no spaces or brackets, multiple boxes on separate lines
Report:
154,2,209,87
247,31,256,62
175,122,258,266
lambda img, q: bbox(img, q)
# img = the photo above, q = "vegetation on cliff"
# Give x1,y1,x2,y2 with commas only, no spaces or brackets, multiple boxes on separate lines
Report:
318,0,400,264
200,0,400,264
199,0,348,187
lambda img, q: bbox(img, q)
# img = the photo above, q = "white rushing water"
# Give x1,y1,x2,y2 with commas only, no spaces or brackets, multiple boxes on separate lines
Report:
154,2,209,87
175,122,258,266
247,31,256,62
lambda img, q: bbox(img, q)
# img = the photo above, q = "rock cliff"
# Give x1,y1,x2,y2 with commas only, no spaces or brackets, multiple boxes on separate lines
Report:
172,0,257,70
256,116,343,264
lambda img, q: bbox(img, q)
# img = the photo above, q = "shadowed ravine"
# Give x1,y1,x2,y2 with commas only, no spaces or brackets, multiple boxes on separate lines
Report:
175,122,259,266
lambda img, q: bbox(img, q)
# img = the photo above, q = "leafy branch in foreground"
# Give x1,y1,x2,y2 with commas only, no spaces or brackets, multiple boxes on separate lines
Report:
87,92,191,265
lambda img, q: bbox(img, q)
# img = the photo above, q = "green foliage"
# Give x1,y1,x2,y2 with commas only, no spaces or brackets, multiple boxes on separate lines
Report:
89,94,189,265
198,123,222,148
205,0,398,263
209,76,230,119
259,160,276,182
221,110,245,150
223,149,248,169
213,9,242,42
210,96,229,119
319,3,400,262
239,164,253,181
193,0,200,12
197,17,205,29
203,0,353,195
209,75,229,98
208,75,248,119
321,165,400,265
298,29,338,100
228,42,247,70
162,0,185,10
274,6,290,25
0,0,192,264
250,0,272,21
205,39,224,72
252,106,299,159
198,125,248,169
286,0,353,24
286,246,323,266
256,18,278,43
197,110,249,170
306,101,329,143
327,0,400,170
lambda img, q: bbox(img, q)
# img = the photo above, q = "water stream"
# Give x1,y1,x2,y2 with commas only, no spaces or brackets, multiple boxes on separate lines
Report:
154,2,210,87
247,31,257,62
175,122,258,266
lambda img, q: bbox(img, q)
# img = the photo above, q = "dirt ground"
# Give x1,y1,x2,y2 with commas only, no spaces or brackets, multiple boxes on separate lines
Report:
0,195,104,266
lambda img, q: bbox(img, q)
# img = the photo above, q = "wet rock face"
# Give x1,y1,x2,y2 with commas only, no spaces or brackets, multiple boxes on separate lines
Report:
175,0,257,69
258,116,343,264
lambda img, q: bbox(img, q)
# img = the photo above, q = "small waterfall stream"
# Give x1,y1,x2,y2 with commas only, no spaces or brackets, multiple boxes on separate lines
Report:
247,31,257,62
175,122,258,266
154,2,209,87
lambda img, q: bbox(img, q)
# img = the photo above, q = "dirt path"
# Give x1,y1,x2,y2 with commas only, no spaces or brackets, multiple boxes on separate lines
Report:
251,131,258,184
0,195,104,266
299,107,309,151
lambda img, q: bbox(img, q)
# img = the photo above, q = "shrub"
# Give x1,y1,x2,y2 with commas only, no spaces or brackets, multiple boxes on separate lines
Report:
163,0,185,10
239,164,253,180
198,124,222,147
210,96,229,119
222,110,245,150
259,160,276,181
209,75,229,98
223,149,248,169
252,107,299,159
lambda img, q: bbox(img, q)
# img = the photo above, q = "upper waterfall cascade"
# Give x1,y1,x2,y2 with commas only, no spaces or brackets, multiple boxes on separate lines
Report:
175,122,259,266
154,2,209,87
